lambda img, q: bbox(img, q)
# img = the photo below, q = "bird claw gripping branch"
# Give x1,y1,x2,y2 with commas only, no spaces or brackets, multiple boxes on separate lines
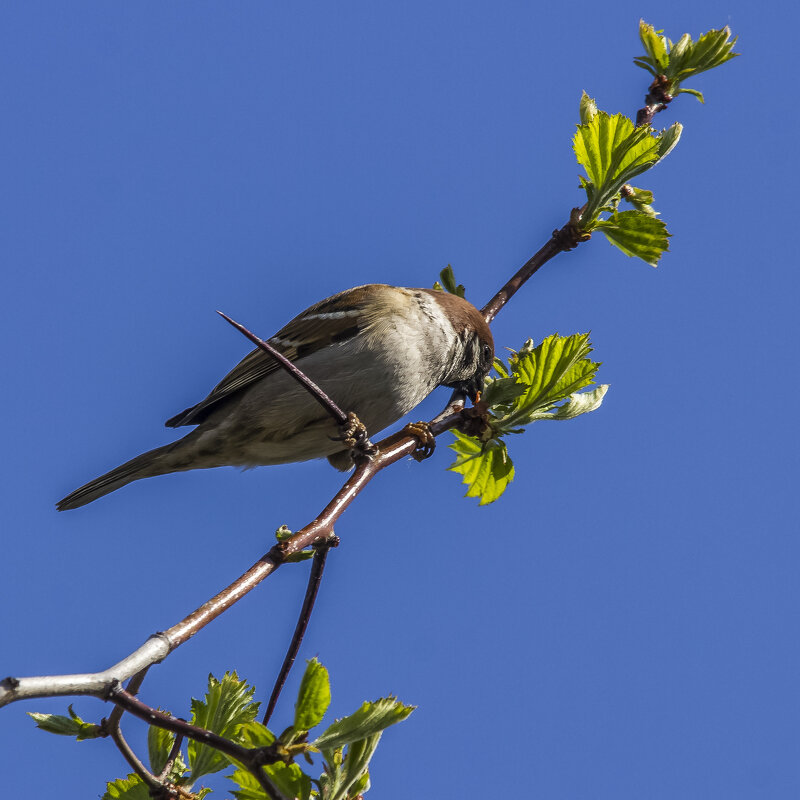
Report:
334,411,378,462
402,421,437,462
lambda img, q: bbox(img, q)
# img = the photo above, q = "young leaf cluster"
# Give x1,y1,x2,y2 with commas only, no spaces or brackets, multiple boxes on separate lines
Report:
229,659,414,800
574,98,680,266
30,663,413,800
635,21,739,103
432,264,466,298
572,23,737,266
449,333,608,504
28,704,103,741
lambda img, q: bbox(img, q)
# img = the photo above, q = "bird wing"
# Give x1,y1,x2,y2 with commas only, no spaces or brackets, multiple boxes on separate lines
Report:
164,296,371,428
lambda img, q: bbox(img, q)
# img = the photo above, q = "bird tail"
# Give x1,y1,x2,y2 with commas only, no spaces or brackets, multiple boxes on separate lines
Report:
56,442,179,511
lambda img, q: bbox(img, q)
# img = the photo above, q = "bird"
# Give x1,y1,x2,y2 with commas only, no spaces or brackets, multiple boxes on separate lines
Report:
57,284,494,510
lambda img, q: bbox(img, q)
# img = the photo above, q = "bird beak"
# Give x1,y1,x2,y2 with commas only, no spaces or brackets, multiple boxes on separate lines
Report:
449,374,484,403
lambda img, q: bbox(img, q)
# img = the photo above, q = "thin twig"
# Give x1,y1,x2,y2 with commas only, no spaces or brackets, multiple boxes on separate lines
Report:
0,408,465,709
109,685,253,764
157,732,185,782
481,232,566,323
253,767,292,800
636,74,673,127
217,310,348,426
106,666,149,730
263,541,334,726
102,666,176,794
107,723,167,794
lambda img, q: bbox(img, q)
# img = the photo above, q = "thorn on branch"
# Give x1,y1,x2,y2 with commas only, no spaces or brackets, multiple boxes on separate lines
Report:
263,540,334,727
217,310,349,427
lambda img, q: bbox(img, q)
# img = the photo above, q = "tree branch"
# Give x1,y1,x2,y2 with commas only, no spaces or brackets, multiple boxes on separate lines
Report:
263,540,334,726
636,74,673,127
108,686,290,800
217,310,349,427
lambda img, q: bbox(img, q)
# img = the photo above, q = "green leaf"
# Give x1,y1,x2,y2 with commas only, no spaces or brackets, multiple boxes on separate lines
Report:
295,658,331,732
634,22,739,97
147,721,187,781
595,210,670,266
330,735,380,800
28,705,102,740
667,26,739,82
225,722,312,800
275,524,293,540
579,91,597,124
448,333,607,505
638,21,669,72
236,720,276,748
188,672,260,781
510,333,598,412
148,713,173,775
657,122,682,161
102,775,151,800
448,434,515,506
228,767,268,800
481,375,526,409
229,761,312,800
531,384,609,420
675,86,705,103
433,264,465,297
347,770,371,798
286,548,316,563
621,185,657,217
313,698,414,752
633,56,659,77
573,111,666,221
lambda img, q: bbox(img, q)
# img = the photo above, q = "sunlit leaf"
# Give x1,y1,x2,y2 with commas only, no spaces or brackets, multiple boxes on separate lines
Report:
531,384,609,420
579,91,598,124
574,111,666,220
229,761,312,800
448,434,515,506
295,657,331,732
313,698,414,752
28,705,102,740
595,210,670,266
102,775,151,800
634,21,739,97
449,334,607,504
332,735,380,800
188,672,260,781
433,264,466,297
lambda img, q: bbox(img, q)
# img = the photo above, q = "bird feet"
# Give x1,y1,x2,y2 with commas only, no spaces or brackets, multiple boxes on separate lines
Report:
403,421,437,462
333,412,378,463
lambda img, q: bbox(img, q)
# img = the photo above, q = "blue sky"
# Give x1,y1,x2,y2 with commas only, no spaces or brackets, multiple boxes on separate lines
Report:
2,2,797,798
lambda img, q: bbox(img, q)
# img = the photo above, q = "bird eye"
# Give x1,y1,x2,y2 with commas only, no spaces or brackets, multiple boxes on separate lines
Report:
483,344,492,363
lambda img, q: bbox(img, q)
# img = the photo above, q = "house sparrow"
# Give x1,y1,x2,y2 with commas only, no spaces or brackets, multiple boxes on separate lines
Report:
57,284,494,510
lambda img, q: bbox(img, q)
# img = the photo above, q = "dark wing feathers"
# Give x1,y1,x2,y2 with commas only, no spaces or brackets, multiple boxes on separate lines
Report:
164,349,283,427
165,295,371,428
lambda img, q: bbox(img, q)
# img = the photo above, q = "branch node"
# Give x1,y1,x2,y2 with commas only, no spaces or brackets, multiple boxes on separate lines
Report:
636,74,673,127
459,401,492,439
552,208,591,251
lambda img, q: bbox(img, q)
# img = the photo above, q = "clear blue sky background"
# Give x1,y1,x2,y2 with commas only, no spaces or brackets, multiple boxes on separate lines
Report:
2,2,796,798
